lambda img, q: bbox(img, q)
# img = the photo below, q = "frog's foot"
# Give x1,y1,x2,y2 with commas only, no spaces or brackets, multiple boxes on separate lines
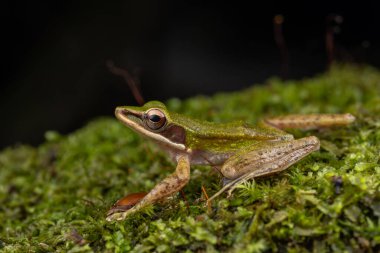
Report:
106,208,137,221
106,192,147,221
221,177,248,198
207,176,247,206
222,177,233,187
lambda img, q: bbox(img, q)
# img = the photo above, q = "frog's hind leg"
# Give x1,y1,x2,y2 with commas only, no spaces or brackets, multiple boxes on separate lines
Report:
207,136,320,204
264,113,355,130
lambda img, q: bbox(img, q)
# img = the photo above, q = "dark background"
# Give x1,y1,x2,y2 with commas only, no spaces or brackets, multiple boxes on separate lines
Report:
1,1,379,149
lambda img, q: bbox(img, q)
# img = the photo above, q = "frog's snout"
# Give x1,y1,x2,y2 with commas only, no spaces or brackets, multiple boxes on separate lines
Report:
115,107,144,124
115,107,126,117
115,107,127,122
115,107,136,118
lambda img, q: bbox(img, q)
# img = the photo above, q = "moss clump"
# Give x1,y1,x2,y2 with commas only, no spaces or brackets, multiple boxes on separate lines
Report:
1,65,380,252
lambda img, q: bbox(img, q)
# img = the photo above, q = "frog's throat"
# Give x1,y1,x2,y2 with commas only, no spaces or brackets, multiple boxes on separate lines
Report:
115,108,186,151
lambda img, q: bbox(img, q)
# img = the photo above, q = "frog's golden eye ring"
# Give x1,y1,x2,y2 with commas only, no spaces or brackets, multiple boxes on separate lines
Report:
145,109,166,130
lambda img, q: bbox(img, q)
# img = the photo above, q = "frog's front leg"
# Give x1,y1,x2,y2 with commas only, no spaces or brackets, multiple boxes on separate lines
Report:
208,136,320,203
106,155,190,221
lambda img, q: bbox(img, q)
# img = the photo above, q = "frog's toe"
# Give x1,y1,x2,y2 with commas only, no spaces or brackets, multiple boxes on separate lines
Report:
106,210,129,221
222,177,233,187
106,213,119,222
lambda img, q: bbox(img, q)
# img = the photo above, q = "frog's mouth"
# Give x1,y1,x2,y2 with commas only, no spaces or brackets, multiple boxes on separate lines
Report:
115,107,146,131
115,107,143,125
115,107,186,151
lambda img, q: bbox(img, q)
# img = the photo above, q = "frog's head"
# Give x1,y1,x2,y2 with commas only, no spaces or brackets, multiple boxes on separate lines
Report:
115,101,186,151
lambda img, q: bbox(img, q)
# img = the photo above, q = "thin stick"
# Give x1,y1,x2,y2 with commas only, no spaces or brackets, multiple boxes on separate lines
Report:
326,14,343,69
106,60,145,105
273,14,289,79
201,185,211,212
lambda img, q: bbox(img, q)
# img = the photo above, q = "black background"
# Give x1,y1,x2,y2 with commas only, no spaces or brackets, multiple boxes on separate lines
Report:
1,1,379,148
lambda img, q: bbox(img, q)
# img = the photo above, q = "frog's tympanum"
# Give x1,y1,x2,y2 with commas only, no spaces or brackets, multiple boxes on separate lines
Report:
106,101,355,221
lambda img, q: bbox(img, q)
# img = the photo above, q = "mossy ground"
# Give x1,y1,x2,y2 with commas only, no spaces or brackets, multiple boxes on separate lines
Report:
1,65,380,252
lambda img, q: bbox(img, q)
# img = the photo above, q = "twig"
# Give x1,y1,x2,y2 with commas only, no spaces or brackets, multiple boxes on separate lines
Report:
273,14,289,79
326,14,343,69
106,60,145,105
201,185,211,212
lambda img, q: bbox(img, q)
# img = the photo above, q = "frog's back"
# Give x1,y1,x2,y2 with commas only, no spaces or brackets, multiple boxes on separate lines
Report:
166,113,290,159
173,113,291,141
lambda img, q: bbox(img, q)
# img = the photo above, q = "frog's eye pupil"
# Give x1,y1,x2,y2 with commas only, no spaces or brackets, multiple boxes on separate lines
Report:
145,109,166,130
149,114,161,123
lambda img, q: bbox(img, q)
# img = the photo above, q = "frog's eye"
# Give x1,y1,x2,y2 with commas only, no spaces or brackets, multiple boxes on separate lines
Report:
145,109,166,130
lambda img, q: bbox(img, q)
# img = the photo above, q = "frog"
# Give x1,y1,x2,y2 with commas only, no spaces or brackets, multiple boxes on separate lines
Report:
106,101,355,221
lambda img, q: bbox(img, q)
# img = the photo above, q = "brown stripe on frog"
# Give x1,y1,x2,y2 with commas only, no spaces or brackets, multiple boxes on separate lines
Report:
159,124,186,145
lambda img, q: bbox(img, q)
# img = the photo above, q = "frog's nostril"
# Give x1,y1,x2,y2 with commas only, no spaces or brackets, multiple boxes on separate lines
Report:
120,110,129,117
115,107,128,116
115,108,143,121
114,108,127,120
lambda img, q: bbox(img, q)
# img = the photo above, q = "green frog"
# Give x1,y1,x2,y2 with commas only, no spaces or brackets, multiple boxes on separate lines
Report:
106,101,355,221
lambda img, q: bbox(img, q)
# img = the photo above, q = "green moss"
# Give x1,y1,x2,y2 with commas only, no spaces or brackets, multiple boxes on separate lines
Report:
1,64,380,252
